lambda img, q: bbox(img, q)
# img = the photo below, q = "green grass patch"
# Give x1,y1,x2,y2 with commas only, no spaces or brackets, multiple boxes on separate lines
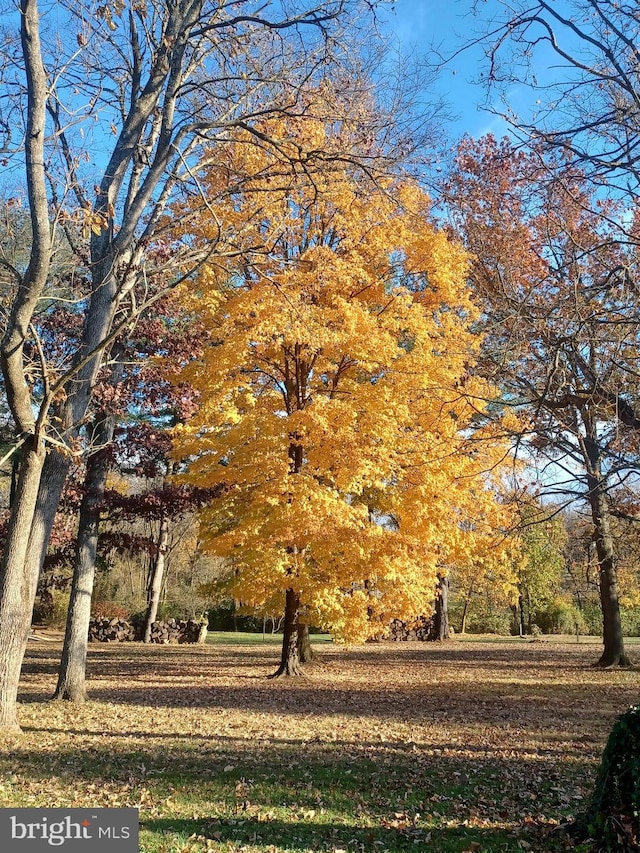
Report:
4,636,637,852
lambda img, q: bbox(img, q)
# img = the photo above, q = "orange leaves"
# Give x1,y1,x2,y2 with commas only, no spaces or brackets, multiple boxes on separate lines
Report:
170,113,516,642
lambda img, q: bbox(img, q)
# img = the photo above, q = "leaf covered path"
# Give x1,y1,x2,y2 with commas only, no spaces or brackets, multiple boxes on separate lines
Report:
3,637,639,852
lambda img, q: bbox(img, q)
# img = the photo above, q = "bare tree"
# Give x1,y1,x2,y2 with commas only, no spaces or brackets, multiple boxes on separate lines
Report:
471,0,640,199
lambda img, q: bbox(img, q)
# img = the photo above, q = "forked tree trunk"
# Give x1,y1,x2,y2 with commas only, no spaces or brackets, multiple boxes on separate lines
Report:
0,440,46,733
271,588,302,677
297,621,314,663
143,514,170,643
53,414,115,701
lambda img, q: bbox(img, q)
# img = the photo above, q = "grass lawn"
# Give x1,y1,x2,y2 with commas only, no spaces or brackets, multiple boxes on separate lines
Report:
2,634,639,852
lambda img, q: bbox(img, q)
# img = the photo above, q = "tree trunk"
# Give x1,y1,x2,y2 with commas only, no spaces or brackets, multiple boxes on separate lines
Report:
518,593,526,637
143,513,170,643
297,621,314,663
0,439,46,733
582,420,630,667
0,261,120,728
0,0,52,734
590,486,629,666
459,599,468,634
53,415,115,701
9,444,21,508
271,588,302,677
26,450,72,585
433,573,450,640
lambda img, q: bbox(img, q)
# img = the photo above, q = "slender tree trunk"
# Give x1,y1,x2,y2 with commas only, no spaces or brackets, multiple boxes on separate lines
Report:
143,513,170,643
436,574,450,640
518,593,526,637
53,415,115,701
297,621,314,663
0,0,52,734
582,417,630,667
271,588,302,677
459,599,468,634
142,459,174,642
0,439,46,733
431,573,450,641
26,450,72,582
589,485,629,667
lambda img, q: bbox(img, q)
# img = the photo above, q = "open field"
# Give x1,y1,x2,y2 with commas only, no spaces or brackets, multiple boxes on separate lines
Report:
2,635,639,853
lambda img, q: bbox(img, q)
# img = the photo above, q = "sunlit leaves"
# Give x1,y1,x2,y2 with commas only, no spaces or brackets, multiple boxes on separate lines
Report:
171,114,516,641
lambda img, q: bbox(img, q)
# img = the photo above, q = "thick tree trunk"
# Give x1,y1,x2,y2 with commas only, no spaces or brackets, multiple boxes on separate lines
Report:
297,621,314,663
53,415,115,701
143,514,170,643
0,440,46,733
271,588,302,677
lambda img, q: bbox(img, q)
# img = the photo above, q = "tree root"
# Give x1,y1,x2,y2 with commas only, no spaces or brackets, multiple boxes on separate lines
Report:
593,653,634,669
268,663,306,679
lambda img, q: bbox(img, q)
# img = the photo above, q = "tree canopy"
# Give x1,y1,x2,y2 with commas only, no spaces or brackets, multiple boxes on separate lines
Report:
171,115,517,666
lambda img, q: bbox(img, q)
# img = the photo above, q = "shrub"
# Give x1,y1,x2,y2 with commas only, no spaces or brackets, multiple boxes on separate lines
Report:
575,705,640,850
534,597,592,635
33,590,71,628
463,611,513,635
620,607,640,638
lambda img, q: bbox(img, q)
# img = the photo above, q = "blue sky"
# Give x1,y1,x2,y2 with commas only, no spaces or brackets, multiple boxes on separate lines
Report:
376,0,554,142
377,0,498,139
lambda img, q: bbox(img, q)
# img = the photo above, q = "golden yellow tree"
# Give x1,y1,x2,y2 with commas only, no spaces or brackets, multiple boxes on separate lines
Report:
172,118,516,674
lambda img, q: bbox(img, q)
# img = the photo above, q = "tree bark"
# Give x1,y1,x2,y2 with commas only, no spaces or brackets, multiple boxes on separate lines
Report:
433,573,450,640
582,419,630,667
0,439,46,733
142,458,174,642
512,593,526,636
271,588,302,677
459,599,468,634
53,414,115,701
589,484,630,667
143,513,170,643
0,0,51,735
297,621,314,663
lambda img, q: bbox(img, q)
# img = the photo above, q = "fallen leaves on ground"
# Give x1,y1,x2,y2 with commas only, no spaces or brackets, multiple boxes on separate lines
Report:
2,637,638,852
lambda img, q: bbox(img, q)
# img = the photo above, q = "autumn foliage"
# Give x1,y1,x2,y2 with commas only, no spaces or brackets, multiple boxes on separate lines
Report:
170,116,517,662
